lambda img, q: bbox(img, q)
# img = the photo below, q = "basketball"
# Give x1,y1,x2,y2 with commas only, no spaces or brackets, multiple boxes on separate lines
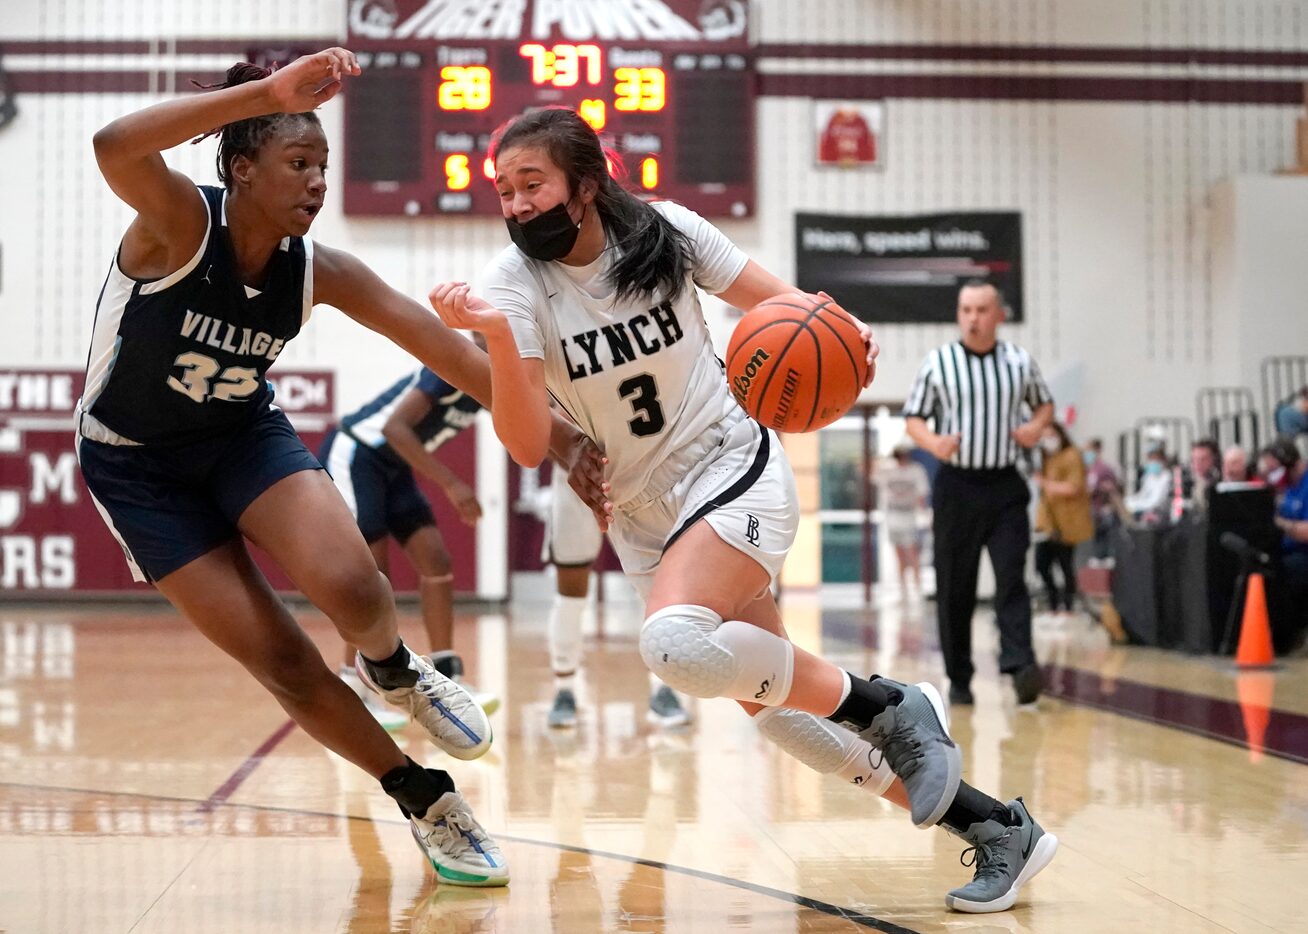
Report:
725,293,869,432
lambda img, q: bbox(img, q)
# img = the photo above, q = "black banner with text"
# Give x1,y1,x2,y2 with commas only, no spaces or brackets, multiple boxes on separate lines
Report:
795,211,1023,323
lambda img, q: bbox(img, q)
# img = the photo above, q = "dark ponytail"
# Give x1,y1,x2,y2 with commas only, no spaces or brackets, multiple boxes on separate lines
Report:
491,107,692,304
191,61,320,190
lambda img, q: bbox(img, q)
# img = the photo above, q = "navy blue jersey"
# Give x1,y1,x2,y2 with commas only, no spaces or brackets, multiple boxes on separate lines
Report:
79,185,313,446
340,368,481,463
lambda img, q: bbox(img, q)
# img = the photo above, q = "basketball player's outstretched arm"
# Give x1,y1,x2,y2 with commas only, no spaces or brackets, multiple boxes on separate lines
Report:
315,251,600,489
427,283,552,469
91,48,359,277
717,260,879,387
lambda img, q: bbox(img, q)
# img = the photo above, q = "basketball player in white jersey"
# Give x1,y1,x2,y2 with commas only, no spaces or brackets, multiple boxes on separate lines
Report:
429,107,1058,912
539,468,691,729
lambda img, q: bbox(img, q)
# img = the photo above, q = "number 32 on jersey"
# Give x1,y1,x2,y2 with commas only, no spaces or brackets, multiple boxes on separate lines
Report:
167,351,260,403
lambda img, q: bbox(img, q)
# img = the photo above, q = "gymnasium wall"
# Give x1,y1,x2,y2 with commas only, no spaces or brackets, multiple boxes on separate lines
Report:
1,0,1306,446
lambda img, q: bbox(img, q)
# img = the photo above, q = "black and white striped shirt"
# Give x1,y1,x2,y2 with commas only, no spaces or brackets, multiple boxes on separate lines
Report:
902,341,1053,470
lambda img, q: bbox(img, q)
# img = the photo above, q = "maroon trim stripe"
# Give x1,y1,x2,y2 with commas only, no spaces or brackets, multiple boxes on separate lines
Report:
0,39,152,54
12,69,1301,104
1044,664,1308,766
759,72,1303,105
5,38,1307,67
756,42,1308,68
196,718,297,813
9,71,158,93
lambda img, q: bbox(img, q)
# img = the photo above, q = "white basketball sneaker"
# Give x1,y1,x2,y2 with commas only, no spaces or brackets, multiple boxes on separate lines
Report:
355,649,492,760
428,651,501,717
410,790,509,887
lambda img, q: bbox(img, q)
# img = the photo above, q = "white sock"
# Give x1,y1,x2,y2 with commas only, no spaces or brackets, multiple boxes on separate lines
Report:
753,707,894,795
549,594,587,674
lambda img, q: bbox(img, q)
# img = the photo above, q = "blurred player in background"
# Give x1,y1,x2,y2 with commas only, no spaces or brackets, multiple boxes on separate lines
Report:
537,467,691,729
878,444,931,600
319,353,500,729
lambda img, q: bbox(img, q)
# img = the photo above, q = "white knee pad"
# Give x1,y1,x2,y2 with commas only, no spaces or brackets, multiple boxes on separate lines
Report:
754,707,895,795
638,605,794,705
549,595,586,674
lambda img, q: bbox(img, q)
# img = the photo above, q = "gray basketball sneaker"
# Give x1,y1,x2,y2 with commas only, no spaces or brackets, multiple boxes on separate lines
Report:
355,649,492,760
647,685,692,728
859,679,962,827
945,797,1059,913
547,687,578,729
410,790,509,887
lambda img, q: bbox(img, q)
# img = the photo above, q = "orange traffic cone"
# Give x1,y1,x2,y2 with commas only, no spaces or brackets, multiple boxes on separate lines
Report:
1235,573,1275,669
1235,670,1276,763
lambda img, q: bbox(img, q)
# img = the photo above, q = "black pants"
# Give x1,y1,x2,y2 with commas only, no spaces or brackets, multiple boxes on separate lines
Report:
1273,550,1308,653
1035,540,1077,611
932,465,1036,687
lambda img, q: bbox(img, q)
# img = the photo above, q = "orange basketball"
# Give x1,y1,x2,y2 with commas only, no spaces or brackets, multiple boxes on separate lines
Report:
725,293,869,433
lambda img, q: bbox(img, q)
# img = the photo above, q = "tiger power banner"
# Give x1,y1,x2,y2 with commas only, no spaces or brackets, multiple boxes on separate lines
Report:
795,211,1023,323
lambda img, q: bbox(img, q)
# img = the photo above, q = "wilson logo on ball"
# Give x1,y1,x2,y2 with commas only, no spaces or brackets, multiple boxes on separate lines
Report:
730,347,771,405
725,293,870,433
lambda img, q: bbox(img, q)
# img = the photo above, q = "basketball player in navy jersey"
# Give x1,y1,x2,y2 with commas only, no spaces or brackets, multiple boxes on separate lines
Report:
74,49,592,887
320,362,500,724
431,107,1058,912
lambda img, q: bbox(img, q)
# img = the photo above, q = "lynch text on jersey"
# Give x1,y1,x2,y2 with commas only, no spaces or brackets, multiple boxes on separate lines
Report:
560,300,683,380
180,310,286,362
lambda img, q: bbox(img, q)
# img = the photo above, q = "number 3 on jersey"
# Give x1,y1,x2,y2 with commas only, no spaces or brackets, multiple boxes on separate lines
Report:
167,351,260,403
618,372,665,437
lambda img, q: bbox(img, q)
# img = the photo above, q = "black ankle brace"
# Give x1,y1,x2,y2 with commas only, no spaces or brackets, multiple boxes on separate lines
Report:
380,758,454,817
938,781,1011,835
828,674,892,731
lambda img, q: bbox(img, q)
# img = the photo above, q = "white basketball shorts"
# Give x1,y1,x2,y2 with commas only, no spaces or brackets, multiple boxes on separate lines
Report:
608,407,799,603
542,464,605,566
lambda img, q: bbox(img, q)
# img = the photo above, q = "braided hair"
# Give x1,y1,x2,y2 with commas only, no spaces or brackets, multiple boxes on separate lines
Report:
490,107,692,305
192,62,320,190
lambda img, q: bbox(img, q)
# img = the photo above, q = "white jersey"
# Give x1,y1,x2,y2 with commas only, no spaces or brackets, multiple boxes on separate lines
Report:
483,201,748,508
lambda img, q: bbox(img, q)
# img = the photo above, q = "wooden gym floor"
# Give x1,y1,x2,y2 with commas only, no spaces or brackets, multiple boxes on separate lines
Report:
1,592,1304,933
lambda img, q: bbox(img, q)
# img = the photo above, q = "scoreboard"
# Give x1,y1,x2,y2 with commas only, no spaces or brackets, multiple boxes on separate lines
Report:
342,0,754,218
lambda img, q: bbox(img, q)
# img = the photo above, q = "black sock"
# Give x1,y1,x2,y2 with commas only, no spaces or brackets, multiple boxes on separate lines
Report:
381,757,455,818
429,651,463,679
362,640,409,669
827,674,895,731
360,640,417,689
938,781,1013,835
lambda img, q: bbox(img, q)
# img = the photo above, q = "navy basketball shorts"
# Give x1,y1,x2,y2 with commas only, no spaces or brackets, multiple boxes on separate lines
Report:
318,429,435,545
77,405,323,583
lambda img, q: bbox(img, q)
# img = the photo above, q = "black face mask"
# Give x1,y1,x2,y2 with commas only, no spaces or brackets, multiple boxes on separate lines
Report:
505,201,582,261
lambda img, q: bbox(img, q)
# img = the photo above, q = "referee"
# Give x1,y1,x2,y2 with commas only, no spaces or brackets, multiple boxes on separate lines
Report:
902,280,1054,707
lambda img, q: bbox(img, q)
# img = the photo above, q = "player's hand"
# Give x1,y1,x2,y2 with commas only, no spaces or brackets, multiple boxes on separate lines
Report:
447,482,482,525
815,291,878,387
564,436,613,533
428,282,505,333
1012,421,1043,449
266,48,360,112
932,433,962,461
